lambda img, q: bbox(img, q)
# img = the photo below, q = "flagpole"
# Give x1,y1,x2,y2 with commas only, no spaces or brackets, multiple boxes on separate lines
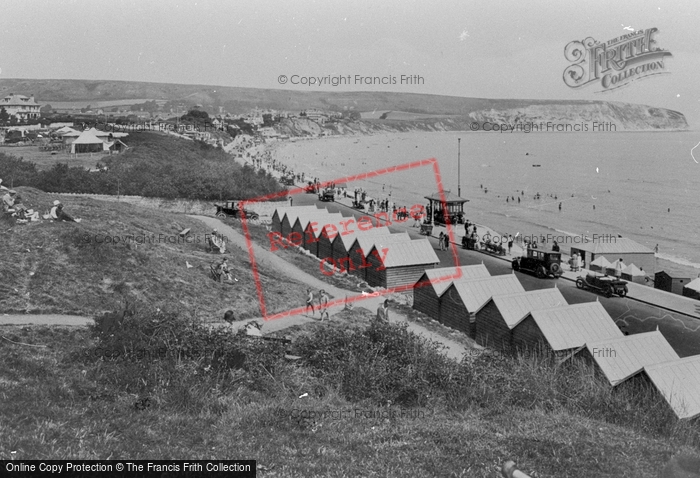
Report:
458,138,461,197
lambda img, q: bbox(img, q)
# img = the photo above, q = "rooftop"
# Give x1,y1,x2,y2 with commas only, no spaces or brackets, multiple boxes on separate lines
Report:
644,355,700,419
442,274,525,313
422,264,491,296
490,288,568,329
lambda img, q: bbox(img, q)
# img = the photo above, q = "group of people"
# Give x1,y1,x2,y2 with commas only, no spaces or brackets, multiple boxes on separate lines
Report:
1,181,80,223
305,288,331,321
437,231,451,251
569,253,586,272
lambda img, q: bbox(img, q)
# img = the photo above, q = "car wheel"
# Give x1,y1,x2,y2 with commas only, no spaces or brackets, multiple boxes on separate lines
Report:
576,278,584,289
604,286,613,298
619,287,627,297
216,212,226,218
512,260,520,271
550,263,562,275
536,266,546,279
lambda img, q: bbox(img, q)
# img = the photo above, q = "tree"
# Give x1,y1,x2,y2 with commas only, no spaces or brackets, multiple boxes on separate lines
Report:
0,107,9,124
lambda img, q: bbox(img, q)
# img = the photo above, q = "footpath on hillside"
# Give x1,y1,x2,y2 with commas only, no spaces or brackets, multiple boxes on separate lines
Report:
191,215,472,361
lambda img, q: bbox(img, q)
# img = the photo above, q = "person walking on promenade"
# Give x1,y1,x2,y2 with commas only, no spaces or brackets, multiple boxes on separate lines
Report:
443,232,450,250
318,289,330,321
288,195,293,206
377,299,389,322
438,232,446,251
615,258,624,279
305,288,315,317
508,235,514,255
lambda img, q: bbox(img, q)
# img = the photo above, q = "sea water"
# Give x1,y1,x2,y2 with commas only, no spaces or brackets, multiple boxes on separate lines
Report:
275,130,700,278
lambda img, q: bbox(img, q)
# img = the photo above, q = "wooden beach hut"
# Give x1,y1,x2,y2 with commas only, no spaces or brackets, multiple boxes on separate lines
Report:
474,287,567,350
413,264,490,321
643,355,700,420
439,275,525,337
654,271,690,295
330,226,390,267
281,207,326,237
347,231,409,280
272,205,317,234
682,278,700,301
364,239,439,289
510,301,623,358
298,213,343,255
575,330,678,387
316,218,355,262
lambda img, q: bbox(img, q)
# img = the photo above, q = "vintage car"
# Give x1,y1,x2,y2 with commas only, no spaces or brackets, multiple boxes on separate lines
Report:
280,175,296,186
512,247,563,278
214,201,259,220
318,188,335,202
576,273,628,298
304,182,316,194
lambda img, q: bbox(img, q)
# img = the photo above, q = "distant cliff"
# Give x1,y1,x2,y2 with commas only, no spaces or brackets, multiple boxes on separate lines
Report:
274,101,688,137
467,102,688,132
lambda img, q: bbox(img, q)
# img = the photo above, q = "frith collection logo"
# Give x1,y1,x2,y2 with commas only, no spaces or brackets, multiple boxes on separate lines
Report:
563,28,672,92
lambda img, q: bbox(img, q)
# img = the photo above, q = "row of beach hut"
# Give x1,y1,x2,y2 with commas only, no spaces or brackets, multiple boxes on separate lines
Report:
412,265,700,419
271,206,439,289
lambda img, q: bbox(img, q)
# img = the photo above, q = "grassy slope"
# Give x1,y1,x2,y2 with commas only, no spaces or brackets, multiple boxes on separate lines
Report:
0,187,304,319
1,312,698,477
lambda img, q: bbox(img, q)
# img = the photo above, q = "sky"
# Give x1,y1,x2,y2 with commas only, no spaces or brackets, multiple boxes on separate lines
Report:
1,0,699,125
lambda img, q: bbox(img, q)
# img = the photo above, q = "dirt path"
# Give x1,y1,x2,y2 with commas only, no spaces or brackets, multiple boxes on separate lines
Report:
0,314,92,326
191,215,472,361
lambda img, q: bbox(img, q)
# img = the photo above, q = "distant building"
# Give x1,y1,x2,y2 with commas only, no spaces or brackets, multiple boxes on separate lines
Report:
0,94,41,121
570,237,655,275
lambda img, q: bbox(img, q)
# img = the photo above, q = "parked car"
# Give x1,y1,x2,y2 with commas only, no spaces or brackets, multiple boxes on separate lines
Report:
213,201,259,220
512,247,563,278
319,188,335,202
576,273,628,298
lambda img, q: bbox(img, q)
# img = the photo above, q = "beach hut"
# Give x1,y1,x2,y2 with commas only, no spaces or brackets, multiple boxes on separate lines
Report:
347,231,409,279
413,264,490,321
570,237,655,275
589,256,610,272
271,205,317,233
621,263,646,284
576,330,678,387
316,218,354,262
364,239,439,289
439,275,525,337
682,278,700,301
604,259,625,277
511,301,623,358
654,271,691,295
475,288,567,350
643,355,700,419
330,226,390,266
281,207,325,237
298,213,343,255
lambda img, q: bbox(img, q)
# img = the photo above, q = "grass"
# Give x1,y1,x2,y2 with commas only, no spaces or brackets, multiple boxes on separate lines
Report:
1,307,698,476
0,187,306,320
0,144,100,171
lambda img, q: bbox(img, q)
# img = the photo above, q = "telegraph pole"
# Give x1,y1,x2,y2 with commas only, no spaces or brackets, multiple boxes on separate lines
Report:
458,138,461,197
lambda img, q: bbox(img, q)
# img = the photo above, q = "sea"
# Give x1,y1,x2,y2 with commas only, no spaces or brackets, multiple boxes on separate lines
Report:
273,130,700,279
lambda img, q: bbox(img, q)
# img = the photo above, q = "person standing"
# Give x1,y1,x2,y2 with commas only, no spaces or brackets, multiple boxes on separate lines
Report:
288,195,293,207
305,288,315,317
438,232,445,251
443,232,450,250
654,244,659,254
508,235,514,255
376,299,389,322
615,258,624,279
318,289,330,321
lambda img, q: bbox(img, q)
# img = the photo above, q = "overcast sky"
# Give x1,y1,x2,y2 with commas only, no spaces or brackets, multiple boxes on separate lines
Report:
2,0,698,125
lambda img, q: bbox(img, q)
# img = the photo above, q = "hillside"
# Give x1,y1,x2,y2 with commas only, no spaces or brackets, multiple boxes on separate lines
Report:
0,187,305,318
0,78,689,130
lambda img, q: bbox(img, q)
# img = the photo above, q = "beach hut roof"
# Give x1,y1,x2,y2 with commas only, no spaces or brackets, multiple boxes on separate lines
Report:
284,207,328,226
300,213,344,236
529,302,623,352
273,205,317,219
491,288,568,329
621,263,644,276
354,231,410,255
582,330,679,386
644,355,700,419
334,225,391,249
683,278,700,292
317,218,354,240
369,239,439,268
442,275,525,314
573,237,652,255
423,264,490,296
590,256,611,267
424,190,469,204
